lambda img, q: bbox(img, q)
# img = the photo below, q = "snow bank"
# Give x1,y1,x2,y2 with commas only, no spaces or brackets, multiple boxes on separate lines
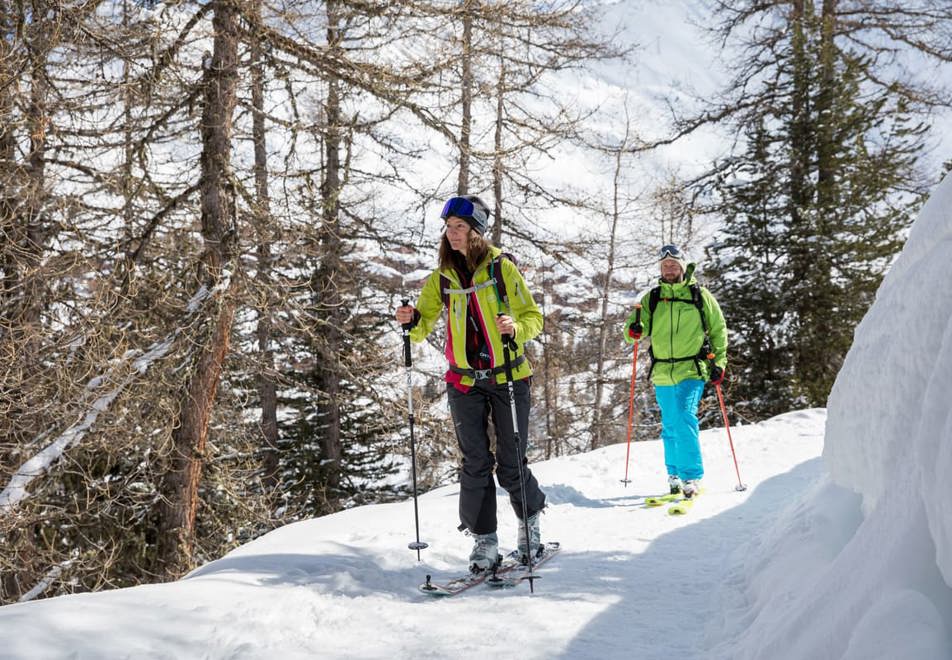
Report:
825,171,952,583
710,173,952,659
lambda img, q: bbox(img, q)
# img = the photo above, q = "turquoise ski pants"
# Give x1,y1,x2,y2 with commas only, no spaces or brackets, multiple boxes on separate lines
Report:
654,379,706,481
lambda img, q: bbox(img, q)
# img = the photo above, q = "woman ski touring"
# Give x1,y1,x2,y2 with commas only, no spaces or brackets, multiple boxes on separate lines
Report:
395,195,547,572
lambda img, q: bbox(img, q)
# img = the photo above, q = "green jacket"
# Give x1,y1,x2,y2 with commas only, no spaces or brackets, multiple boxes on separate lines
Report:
410,246,543,386
623,263,728,386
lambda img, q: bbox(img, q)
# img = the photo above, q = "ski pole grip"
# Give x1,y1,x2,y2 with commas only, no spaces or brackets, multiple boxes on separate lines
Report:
400,298,413,331
496,312,518,350
634,303,642,324
401,298,412,367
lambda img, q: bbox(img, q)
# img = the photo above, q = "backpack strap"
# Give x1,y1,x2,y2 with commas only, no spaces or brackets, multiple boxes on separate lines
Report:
690,284,716,374
442,280,497,297
440,273,451,308
645,283,714,379
690,283,709,335
490,253,517,313
646,286,661,335
442,254,512,310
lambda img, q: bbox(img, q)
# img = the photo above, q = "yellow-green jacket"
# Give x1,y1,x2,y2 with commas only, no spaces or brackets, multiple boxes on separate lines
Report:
623,263,728,386
410,247,543,386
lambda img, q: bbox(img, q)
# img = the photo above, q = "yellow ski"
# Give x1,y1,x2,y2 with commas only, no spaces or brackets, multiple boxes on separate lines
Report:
668,489,702,515
668,498,695,515
644,493,682,507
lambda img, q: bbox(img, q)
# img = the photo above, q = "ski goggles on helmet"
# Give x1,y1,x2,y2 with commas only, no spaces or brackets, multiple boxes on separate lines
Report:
440,196,488,226
658,244,684,261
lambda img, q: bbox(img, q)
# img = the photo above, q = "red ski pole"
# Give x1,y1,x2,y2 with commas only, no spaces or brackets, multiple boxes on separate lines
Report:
621,304,642,486
714,381,747,492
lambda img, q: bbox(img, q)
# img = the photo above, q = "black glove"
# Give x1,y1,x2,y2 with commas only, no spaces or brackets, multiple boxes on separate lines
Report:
627,323,643,340
709,365,725,385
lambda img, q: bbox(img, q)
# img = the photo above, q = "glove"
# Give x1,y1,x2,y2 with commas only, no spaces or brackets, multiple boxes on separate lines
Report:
627,323,643,340
709,365,725,385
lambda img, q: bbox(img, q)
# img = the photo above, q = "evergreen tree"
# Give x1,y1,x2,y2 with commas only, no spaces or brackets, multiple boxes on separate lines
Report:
701,0,935,417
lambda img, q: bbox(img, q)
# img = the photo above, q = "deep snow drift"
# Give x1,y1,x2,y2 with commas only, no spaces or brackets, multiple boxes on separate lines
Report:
708,172,952,660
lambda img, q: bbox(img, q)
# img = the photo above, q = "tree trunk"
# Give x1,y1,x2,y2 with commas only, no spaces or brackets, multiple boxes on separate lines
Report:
14,0,51,337
491,52,505,245
457,2,473,195
787,0,815,398
157,0,239,578
250,0,280,490
590,135,627,450
540,263,556,459
313,0,345,500
0,0,52,601
0,7,19,317
816,0,837,209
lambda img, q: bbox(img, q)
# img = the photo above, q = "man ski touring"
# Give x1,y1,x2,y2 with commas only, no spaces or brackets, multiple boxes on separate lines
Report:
623,244,728,499
395,195,547,571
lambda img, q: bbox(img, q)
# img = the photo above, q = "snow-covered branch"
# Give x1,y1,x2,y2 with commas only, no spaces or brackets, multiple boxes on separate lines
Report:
0,283,221,515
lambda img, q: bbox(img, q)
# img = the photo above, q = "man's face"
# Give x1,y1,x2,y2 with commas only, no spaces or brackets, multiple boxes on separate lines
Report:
660,258,684,283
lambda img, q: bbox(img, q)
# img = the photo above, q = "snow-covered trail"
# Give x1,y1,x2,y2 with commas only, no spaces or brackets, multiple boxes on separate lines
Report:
0,410,825,660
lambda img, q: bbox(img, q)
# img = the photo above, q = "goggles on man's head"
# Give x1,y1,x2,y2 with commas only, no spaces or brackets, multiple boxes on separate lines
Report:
659,244,683,261
440,196,488,226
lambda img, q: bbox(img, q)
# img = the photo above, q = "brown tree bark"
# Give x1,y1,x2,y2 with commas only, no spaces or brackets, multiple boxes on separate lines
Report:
457,1,474,195
157,0,239,578
249,0,280,490
0,1,52,599
816,0,838,209
312,0,345,501
590,116,631,450
787,0,814,397
491,52,505,245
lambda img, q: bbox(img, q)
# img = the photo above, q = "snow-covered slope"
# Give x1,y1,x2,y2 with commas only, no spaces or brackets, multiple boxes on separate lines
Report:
0,411,825,659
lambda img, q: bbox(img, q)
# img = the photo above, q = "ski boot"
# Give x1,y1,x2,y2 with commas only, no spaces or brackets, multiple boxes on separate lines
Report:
516,512,542,565
469,532,500,573
668,475,682,495
682,479,700,499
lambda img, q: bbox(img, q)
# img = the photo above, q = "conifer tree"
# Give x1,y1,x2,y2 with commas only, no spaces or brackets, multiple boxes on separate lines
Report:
698,0,943,417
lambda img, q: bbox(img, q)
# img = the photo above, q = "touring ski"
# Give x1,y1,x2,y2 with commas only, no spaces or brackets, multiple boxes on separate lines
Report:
486,542,561,589
668,498,694,515
644,493,682,507
668,490,702,515
419,542,560,596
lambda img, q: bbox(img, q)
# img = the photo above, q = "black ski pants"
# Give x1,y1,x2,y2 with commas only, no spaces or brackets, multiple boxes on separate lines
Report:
447,377,546,535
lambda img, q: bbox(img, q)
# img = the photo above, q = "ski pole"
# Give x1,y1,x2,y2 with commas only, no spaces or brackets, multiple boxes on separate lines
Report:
714,381,747,492
402,299,428,559
621,304,642,486
498,314,538,593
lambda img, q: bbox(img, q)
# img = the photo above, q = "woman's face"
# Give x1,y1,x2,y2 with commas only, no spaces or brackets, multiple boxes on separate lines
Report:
444,216,471,255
